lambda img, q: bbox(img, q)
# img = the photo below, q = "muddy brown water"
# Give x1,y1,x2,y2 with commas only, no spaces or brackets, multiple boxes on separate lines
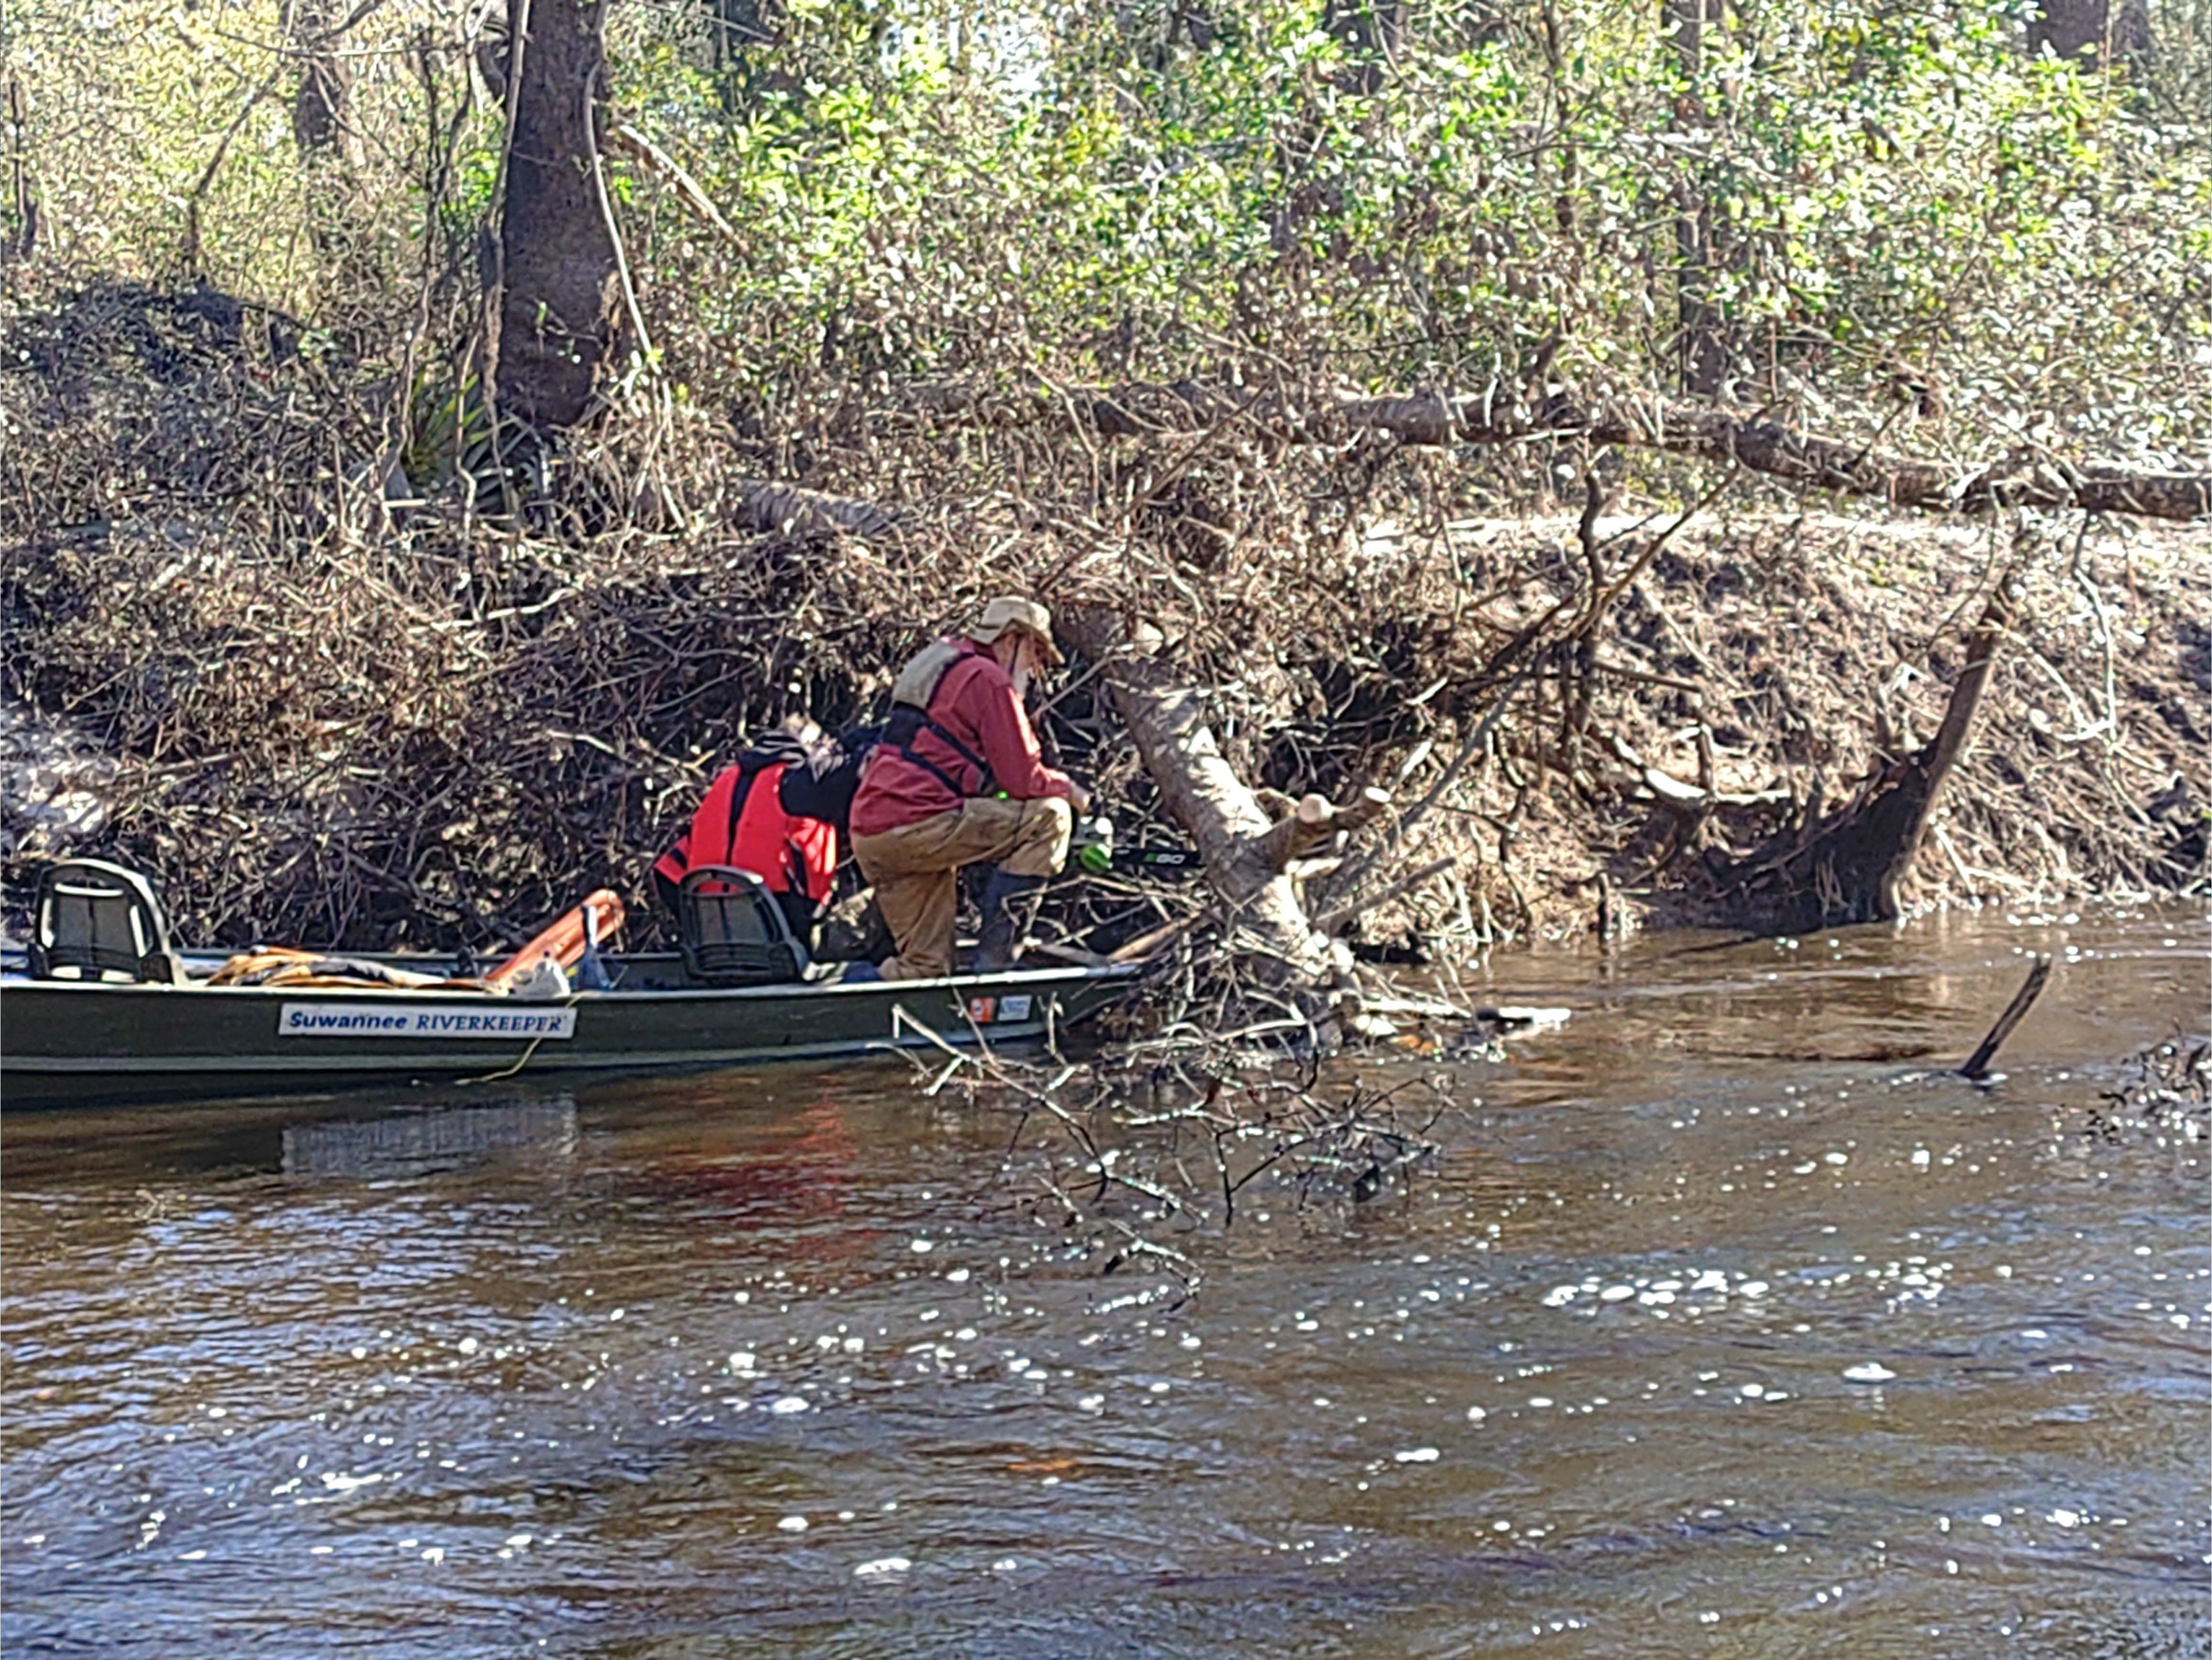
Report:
3,908,2206,1657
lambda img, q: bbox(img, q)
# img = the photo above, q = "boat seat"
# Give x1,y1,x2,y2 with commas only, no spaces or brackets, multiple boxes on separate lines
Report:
29,858,192,986
674,865,810,987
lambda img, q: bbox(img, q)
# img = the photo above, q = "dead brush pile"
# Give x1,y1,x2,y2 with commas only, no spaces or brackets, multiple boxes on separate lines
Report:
2081,1038,2212,1187
3,280,2206,962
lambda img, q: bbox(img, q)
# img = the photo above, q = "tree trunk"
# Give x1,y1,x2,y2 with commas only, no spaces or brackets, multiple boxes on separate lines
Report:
291,3,351,158
707,0,793,111
1665,0,1730,396
3,75,33,262
2028,0,2154,67
492,0,623,430
291,2,368,295
1058,608,1385,979
1707,576,2017,933
1323,0,1406,94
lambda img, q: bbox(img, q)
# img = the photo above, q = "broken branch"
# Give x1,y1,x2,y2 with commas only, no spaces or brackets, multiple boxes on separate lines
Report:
1960,955,2053,1080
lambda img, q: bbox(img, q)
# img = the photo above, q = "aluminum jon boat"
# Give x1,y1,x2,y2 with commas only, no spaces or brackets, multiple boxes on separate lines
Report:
0,860,1137,1110
0,957,1135,1109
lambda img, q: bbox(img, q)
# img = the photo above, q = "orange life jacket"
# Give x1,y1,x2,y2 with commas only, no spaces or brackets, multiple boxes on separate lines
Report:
653,762,836,904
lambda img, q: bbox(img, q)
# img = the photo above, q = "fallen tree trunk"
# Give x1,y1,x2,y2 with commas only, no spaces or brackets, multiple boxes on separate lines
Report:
1526,395,2210,523
898,380,2211,524
1707,576,2017,933
1057,607,1385,979
734,479,896,540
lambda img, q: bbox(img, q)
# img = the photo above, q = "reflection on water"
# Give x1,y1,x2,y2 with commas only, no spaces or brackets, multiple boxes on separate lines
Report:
2,907,2206,1659
282,1098,581,1180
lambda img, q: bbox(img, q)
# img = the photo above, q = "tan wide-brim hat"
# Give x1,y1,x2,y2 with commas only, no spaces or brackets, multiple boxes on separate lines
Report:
970,595,1065,666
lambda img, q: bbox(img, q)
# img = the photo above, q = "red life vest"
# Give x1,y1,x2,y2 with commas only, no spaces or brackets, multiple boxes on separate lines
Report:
653,762,837,904
850,641,1003,837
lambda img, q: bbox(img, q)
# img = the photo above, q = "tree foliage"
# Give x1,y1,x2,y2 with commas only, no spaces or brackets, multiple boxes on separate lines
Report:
8,0,2207,470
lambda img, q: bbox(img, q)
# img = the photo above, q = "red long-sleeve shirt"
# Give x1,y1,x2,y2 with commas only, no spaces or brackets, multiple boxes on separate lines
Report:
849,641,1076,837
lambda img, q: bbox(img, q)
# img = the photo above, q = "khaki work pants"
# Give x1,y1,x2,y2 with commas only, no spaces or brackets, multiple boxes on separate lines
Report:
850,796,1071,981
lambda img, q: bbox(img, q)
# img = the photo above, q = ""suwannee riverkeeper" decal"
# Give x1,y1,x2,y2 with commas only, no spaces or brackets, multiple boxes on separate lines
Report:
277,1004,577,1040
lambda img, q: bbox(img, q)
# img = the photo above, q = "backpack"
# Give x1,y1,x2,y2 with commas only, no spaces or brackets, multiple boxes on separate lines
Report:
774,724,880,837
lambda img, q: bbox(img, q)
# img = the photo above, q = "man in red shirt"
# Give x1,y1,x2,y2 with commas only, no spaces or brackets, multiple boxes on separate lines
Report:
846,596,1091,980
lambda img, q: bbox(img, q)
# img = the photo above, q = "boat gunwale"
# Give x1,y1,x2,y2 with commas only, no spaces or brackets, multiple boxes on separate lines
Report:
0,960,1138,1004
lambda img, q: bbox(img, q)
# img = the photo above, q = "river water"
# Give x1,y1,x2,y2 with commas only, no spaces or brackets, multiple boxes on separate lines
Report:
4,907,2206,1657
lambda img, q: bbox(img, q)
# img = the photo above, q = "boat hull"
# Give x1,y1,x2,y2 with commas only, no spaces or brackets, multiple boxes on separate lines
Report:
0,963,1132,1109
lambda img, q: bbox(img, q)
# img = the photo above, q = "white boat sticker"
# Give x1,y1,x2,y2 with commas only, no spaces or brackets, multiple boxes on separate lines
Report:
278,1003,577,1040
997,994,1033,1022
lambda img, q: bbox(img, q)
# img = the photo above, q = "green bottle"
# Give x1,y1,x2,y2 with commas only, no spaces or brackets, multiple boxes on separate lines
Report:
1074,814,1115,874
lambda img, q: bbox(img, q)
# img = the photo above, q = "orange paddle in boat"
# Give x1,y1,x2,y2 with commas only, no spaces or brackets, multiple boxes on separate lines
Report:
485,890,626,992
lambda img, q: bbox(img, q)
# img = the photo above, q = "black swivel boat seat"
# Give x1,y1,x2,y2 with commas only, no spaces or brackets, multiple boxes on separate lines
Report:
29,858,193,985
673,865,810,987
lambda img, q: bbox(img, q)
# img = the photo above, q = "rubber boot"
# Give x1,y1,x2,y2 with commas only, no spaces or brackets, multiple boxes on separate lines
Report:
972,869,1045,973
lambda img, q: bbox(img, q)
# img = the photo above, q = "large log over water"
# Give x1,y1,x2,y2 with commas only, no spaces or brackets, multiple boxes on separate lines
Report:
1057,608,1387,978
